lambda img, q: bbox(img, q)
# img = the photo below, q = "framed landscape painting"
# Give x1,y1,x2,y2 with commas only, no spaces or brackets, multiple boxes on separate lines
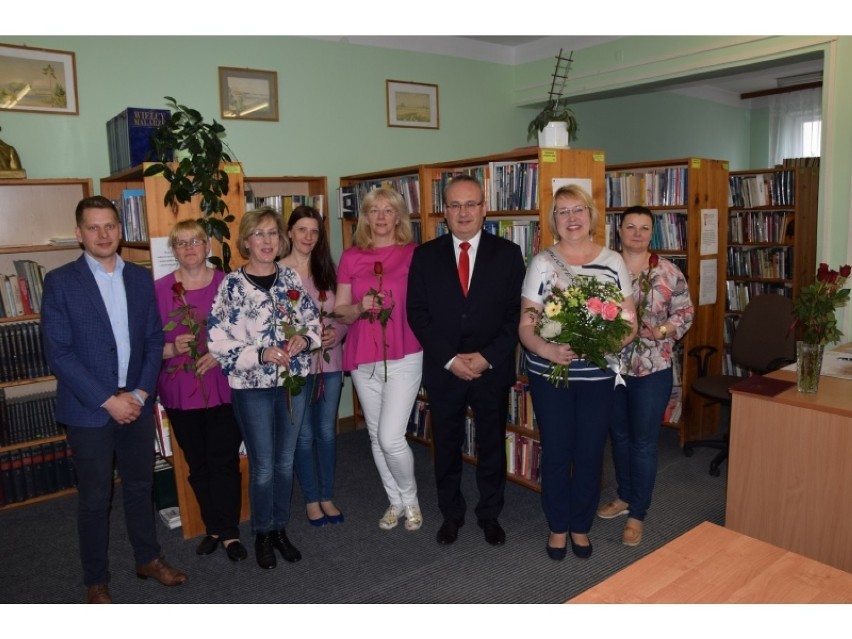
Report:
0,43,78,115
219,66,279,121
386,80,439,129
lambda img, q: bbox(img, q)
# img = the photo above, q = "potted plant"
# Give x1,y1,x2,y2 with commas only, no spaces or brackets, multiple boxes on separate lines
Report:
144,96,236,271
527,49,579,148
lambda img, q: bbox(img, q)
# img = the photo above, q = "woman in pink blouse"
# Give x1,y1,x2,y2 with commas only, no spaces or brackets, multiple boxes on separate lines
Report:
281,206,348,527
597,206,695,547
155,220,246,562
334,188,424,532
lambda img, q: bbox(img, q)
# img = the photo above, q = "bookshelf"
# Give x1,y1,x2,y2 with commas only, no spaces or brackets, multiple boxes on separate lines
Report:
725,165,819,374
341,147,606,491
0,178,92,509
605,158,729,445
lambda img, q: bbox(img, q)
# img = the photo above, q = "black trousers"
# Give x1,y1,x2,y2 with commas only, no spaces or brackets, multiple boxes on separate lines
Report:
165,403,243,540
429,376,509,522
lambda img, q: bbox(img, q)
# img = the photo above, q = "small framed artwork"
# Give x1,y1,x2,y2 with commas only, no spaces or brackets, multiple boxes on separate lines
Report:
386,80,439,129
218,66,279,121
0,43,78,115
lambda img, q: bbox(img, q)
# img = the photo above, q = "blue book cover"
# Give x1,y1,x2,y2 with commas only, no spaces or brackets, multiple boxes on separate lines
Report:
107,107,171,174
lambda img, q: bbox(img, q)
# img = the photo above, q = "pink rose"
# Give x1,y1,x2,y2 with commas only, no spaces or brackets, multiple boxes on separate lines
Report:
586,297,603,316
601,301,620,321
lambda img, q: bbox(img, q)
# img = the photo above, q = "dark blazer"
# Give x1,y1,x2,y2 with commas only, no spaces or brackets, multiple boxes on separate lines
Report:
407,231,525,390
42,254,164,427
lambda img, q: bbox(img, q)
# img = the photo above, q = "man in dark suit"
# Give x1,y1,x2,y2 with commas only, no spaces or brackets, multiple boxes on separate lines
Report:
41,196,186,603
407,175,525,546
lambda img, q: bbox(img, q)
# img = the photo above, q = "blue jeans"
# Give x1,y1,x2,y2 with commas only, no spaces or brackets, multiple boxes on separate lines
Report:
529,373,615,535
231,387,307,535
294,371,343,504
609,369,673,521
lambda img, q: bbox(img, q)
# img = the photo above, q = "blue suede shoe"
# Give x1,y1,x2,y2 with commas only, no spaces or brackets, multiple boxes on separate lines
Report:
321,504,344,524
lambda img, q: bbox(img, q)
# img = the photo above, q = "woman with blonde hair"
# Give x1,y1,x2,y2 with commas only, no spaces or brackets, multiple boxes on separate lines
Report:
334,188,424,532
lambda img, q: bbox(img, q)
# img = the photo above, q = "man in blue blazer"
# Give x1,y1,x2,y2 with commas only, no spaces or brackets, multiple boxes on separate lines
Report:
42,196,186,603
407,176,525,546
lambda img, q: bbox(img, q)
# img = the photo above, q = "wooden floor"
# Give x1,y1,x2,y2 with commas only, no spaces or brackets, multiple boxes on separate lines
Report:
568,522,852,603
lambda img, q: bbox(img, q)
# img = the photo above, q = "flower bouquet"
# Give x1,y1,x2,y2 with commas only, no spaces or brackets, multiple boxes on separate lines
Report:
163,281,208,406
791,262,851,344
528,275,634,387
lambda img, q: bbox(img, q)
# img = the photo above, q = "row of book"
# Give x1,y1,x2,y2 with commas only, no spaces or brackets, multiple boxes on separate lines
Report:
246,192,325,222
606,167,689,208
434,219,542,264
1,260,46,317
726,246,793,280
726,281,792,312
506,432,541,484
429,167,487,213
154,400,174,458
118,189,149,242
406,398,430,441
507,381,536,431
728,210,794,244
339,175,422,220
106,107,171,175
729,171,796,208
0,440,77,507
0,321,51,383
606,211,689,252
488,161,539,212
0,389,59,447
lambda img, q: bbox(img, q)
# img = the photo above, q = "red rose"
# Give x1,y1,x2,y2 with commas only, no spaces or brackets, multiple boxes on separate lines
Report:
841,265,852,278
172,281,186,297
287,289,300,302
817,263,830,282
374,261,383,276
648,253,659,269
318,290,328,303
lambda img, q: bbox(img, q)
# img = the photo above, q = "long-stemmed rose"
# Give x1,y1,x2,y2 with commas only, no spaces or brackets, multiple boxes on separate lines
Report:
277,289,310,409
163,281,209,407
360,260,394,381
312,289,336,400
630,252,659,354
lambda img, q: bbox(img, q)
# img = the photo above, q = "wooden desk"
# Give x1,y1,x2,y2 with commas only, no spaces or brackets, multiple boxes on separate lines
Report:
568,522,852,603
727,370,852,573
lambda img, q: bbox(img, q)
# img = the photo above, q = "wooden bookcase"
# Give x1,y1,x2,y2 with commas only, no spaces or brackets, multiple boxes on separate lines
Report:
724,165,819,373
605,158,730,446
340,147,606,491
0,178,92,510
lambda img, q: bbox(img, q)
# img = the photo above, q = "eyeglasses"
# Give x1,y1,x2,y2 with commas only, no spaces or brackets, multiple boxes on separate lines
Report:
367,207,396,217
174,238,208,249
251,230,280,240
555,205,589,217
446,201,483,213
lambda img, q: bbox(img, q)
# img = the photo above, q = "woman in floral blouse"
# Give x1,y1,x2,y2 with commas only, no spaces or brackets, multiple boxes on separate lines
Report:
208,207,320,570
598,206,694,547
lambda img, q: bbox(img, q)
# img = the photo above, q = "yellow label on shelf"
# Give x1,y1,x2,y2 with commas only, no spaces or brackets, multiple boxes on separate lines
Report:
593,153,606,162
224,164,242,174
722,162,729,171
691,158,701,168
541,150,558,163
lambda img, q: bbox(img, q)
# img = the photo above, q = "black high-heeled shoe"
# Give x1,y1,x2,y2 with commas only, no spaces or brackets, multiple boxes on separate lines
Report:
569,532,593,559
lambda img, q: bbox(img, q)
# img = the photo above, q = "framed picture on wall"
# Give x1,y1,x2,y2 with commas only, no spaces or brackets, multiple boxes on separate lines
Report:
0,43,78,115
386,80,439,129
218,66,279,121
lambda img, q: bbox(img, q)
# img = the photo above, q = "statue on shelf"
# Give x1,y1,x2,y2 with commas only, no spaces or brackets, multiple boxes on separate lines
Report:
0,126,27,178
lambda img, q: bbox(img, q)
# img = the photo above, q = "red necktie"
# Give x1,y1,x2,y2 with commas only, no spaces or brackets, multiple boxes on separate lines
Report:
458,241,470,297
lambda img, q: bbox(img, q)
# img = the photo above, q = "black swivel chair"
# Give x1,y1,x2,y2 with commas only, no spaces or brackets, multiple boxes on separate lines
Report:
685,294,796,476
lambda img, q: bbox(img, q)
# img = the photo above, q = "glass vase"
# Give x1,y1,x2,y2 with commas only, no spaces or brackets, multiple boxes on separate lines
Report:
796,341,824,393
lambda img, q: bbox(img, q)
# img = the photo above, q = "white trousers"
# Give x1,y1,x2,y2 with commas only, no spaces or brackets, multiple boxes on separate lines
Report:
351,351,423,509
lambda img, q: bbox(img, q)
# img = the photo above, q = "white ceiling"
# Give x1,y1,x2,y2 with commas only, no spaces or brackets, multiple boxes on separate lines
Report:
316,36,824,108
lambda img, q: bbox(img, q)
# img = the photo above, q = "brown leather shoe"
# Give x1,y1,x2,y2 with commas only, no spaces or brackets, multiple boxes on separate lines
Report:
87,584,112,603
135,557,188,586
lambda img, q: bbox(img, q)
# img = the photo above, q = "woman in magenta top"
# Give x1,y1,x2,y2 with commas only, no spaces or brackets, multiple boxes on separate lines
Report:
335,187,424,533
155,220,246,562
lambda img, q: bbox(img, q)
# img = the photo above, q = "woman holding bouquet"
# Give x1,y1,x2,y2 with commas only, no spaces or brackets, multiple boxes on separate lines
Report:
597,206,693,546
155,220,246,562
281,205,348,527
519,184,636,561
334,188,424,532
208,208,321,570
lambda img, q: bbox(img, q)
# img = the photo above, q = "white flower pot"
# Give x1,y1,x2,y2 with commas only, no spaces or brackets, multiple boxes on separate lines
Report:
538,121,570,148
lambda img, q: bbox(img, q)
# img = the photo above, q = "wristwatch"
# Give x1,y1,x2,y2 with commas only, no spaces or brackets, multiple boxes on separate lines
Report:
659,325,668,337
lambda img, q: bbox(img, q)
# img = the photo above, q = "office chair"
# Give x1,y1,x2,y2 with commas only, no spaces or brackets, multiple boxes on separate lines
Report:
684,294,796,476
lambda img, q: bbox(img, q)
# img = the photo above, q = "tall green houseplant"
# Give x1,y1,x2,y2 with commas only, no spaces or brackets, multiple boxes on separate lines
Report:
144,96,235,271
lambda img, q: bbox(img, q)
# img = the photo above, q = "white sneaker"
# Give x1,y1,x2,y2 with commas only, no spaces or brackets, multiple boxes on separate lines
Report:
378,505,401,530
403,505,423,531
